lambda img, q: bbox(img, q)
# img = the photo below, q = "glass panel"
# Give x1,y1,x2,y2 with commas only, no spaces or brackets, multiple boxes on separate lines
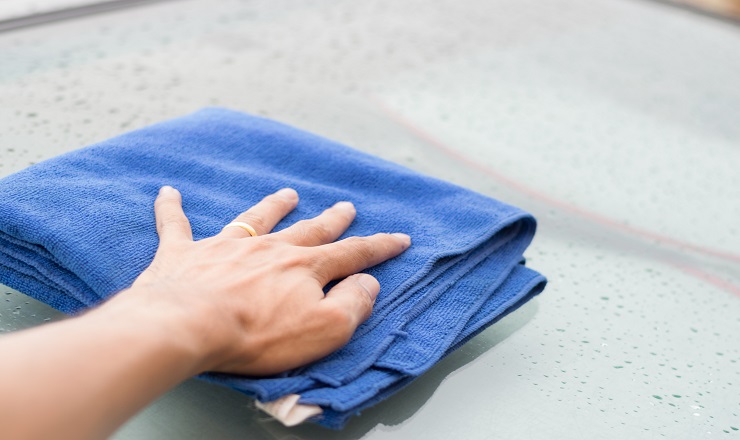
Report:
1,1,738,438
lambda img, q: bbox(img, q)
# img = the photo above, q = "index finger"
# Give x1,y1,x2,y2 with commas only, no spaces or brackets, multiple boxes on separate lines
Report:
309,233,411,285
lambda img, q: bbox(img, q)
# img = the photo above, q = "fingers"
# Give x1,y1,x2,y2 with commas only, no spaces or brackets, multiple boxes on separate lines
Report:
310,233,411,285
154,186,193,244
321,274,379,329
221,188,299,238
270,201,356,246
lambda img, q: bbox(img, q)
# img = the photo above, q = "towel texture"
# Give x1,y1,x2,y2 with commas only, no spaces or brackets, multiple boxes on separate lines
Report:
0,108,546,428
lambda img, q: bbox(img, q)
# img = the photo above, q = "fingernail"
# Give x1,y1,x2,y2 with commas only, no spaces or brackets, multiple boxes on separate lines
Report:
392,233,411,247
276,188,298,200
357,274,379,301
159,185,178,195
334,201,355,212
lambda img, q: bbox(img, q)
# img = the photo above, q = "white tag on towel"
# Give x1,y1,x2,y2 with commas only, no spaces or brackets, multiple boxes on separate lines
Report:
255,394,323,427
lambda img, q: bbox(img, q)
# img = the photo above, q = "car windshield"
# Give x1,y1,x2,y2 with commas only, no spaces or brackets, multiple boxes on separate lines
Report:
1,1,738,439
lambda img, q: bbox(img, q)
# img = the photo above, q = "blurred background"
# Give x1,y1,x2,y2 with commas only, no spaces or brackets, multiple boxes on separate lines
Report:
1,0,738,439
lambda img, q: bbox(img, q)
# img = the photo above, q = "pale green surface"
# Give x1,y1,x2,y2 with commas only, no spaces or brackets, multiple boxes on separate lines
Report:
1,0,739,438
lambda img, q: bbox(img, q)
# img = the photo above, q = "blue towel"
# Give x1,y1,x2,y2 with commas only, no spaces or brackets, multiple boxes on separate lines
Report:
0,108,546,428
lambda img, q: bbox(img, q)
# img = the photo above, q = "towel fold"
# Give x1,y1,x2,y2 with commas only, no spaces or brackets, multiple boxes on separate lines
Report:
0,108,545,428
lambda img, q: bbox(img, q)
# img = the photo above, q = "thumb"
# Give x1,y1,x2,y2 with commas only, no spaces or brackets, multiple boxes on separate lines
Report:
321,274,379,333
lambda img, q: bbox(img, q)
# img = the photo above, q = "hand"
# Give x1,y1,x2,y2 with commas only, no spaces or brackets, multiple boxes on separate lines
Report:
0,186,410,440
111,186,411,376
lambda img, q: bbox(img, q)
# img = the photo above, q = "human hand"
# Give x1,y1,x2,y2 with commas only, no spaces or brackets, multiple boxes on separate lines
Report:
110,186,410,376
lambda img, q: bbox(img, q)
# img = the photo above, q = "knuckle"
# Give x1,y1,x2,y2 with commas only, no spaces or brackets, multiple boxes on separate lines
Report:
322,304,355,334
329,203,354,221
154,196,172,210
239,214,267,233
279,248,311,269
158,217,186,231
204,236,235,254
373,233,398,254
266,192,291,207
245,237,274,252
290,220,312,242
306,257,332,282
291,220,332,243
345,237,376,261
309,221,333,241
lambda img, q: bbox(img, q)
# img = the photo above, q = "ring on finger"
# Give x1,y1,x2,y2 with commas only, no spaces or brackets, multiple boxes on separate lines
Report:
223,221,259,237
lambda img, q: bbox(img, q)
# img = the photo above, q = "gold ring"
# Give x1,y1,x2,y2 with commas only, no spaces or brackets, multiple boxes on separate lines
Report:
222,221,258,237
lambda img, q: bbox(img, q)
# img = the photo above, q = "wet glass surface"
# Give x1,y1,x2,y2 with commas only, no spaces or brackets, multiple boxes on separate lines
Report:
1,0,739,438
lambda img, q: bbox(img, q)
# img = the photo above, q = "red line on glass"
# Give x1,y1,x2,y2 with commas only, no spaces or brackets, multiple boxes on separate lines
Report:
372,98,740,265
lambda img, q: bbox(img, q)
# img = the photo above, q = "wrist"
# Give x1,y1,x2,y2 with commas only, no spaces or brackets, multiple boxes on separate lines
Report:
92,286,212,376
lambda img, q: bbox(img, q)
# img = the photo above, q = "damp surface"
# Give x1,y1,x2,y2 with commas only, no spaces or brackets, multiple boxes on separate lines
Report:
0,0,739,439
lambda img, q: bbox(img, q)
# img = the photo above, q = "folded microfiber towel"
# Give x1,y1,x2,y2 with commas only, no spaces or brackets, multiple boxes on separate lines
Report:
0,108,546,428
247,263,546,429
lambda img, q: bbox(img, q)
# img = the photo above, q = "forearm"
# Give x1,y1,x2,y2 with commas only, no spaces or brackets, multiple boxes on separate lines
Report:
0,287,203,440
